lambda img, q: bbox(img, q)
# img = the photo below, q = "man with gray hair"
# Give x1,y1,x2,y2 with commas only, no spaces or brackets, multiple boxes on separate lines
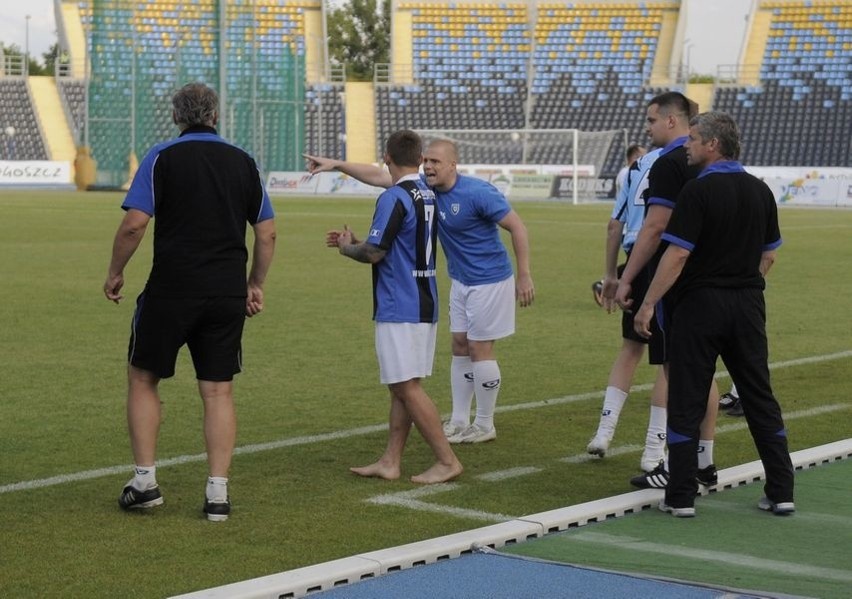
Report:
634,111,794,517
104,82,277,521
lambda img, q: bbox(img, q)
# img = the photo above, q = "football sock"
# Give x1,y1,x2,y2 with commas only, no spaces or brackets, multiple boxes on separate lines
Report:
206,476,228,502
646,406,667,452
472,360,500,430
132,465,157,490
450,355,474,426
596,386,628,439
698,440,715,469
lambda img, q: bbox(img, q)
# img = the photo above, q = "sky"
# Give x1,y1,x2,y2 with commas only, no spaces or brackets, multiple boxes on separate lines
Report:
1,0,749,75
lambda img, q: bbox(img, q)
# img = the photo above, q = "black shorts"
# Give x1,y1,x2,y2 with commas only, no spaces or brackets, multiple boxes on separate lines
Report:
618,262,660,348
128,292,246,381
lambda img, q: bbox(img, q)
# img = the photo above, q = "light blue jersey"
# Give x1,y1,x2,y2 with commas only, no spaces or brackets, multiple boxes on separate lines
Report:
425,174,514,286
367,175,439,324
610,147,662,252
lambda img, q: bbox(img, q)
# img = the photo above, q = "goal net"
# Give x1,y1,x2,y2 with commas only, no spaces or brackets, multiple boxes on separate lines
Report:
415,129,627,203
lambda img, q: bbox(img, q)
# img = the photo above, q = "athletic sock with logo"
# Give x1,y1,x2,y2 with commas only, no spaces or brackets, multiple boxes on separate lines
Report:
206,476,228,502
132,465,157,490
472,360,500,431
450,355,474,426
698,440,714,469
596,386,628,439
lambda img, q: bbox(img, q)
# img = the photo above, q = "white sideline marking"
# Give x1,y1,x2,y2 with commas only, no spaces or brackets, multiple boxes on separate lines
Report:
369,404,850,520
699,498,852,527
1,351,849,496
367,485,512,523
477,467,542,482
572,532,852,583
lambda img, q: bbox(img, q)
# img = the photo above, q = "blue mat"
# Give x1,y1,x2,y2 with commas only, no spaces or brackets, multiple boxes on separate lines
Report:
315,550,761,598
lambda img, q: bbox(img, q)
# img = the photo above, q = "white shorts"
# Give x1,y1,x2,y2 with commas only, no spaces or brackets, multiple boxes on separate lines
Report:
448,276,516,341
375,322,437,385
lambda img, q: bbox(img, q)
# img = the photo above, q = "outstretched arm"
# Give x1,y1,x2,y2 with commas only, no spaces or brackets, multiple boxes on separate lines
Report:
498,209,534,307
104,208,150,304
304,153,393,189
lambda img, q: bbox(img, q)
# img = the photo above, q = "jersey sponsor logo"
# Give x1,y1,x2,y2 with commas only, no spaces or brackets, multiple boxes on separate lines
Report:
481,378,500,390
411,268,437,278
451,203,460,215
370,228,381,237
439,210,447,221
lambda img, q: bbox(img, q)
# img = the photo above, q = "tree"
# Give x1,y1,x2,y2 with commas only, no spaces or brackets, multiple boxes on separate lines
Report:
327,0,390,81
1,42,48,76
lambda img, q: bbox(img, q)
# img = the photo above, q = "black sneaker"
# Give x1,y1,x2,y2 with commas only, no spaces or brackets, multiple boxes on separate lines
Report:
696,464,718,487
726,398,744,417
119,484,164,510
719,392,738,409
204,498,231,522
630,463,669,489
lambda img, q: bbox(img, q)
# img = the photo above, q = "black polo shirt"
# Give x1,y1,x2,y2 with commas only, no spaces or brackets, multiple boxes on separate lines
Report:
661,161,782,304
122,125,274,297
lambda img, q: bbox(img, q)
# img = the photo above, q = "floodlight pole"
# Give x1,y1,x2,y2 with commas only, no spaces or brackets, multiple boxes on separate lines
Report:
218,0,228,138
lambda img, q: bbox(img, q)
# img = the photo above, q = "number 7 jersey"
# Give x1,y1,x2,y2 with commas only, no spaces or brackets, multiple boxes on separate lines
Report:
366,174,439,324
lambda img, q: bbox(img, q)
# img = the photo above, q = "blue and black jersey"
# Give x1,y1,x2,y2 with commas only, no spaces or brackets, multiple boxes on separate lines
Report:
122,125,274,298
367,174,439,323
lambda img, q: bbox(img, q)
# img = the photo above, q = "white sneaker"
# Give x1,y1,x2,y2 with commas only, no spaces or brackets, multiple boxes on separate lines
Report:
757,496,795,515
449,423,496,444
442,420,467,438
586,434,612,457
658,500,695,518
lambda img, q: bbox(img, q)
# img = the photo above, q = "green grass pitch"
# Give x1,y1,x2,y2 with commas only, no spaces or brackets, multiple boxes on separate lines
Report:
0,189,850,597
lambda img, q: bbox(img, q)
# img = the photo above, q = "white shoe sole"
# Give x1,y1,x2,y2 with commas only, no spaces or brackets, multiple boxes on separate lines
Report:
658,501,695,518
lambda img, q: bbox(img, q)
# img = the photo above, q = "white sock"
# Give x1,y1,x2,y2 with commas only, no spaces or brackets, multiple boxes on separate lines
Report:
645,405,667,451
729,383,738,398
596,386,628,439
132,465,157,490
450,356,474,425
472,360,500,430
698,440,714,469
206,476,228,502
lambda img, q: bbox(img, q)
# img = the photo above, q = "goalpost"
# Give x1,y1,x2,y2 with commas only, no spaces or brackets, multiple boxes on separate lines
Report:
415,129,628,204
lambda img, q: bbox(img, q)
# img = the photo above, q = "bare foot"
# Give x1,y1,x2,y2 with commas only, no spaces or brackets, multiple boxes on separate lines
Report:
350,461,400,480
410,460,463,484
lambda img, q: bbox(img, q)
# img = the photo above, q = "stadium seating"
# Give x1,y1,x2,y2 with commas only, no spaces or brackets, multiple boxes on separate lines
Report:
713,0,851,166
304,83,346,159
377,1,679,174
0,80,48,160
57,78,87,143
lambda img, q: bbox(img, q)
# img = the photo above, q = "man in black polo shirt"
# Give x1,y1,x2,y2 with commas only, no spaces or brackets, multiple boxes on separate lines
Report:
634,111,794,518
104,82,276,521
615,92,722,487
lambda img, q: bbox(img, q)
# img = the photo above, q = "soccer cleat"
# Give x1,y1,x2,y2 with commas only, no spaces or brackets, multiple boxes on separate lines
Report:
630,462,669,489
204,497,231,522
757,496,795,515
586,434,612,458
442,420,467,438
592,280,604,307
696,464,718,487
449,423,496,444
658,500,695,518
726,398,744,417
119,484,164,510
718,392,739,409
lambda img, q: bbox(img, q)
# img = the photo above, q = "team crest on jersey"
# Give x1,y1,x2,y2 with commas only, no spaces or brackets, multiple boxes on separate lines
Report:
451,203,460,215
